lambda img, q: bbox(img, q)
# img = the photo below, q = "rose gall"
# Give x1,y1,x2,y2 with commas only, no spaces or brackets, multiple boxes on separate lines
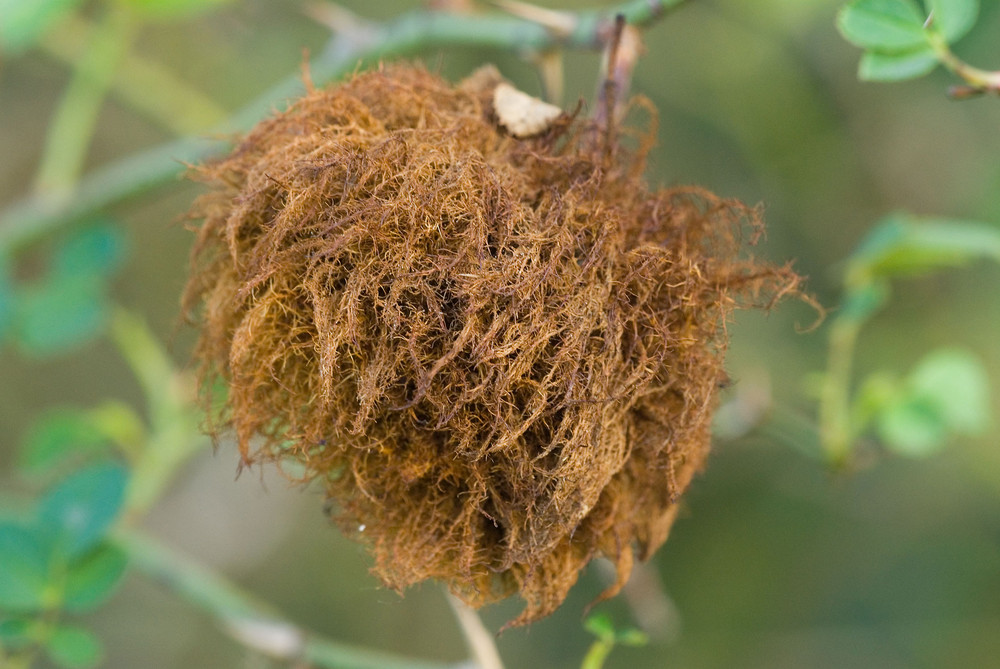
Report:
183,64,801,626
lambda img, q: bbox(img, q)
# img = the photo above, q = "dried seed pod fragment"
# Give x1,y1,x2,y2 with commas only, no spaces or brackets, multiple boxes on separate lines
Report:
493,82,563,137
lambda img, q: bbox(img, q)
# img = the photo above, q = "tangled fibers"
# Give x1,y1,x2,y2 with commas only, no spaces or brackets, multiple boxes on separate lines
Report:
184,64,801,625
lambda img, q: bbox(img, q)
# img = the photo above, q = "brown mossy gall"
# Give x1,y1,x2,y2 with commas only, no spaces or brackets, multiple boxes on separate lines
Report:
184,64,800,626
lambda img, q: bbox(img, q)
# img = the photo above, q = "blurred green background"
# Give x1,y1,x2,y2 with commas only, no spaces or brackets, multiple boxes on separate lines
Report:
1,0,998,667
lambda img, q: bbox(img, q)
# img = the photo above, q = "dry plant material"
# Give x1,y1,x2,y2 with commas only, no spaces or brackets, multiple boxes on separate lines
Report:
493,82,563,138
184,64,800,626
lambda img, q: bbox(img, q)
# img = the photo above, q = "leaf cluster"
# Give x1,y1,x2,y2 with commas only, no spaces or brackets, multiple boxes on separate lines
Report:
0,464,129,669
0,223,125,356
821,213,998,463
838,0,978,81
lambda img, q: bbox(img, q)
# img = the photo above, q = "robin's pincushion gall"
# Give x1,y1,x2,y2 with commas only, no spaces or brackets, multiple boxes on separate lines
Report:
184,64,800,625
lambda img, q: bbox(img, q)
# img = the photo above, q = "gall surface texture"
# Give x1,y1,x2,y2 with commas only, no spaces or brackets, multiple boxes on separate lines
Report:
185,65,800,625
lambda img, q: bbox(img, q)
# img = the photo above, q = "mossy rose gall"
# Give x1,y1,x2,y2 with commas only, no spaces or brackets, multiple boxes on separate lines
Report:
184,64,800,625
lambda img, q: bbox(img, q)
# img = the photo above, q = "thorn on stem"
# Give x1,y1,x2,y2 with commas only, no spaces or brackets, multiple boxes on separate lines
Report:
948,83,987,100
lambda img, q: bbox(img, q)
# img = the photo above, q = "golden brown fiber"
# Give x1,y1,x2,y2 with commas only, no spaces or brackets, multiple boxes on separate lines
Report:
184,64,800,625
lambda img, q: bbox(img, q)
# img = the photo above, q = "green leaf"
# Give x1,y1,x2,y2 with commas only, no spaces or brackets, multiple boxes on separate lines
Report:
584,613,615,641
859,46,939,81
847,213,1000,280
878,394,948,456
0,523,51,611
877,349,991,457
63,544,128,612
0,0,85,54
121,0,235,21
908,349,990,434
51,222,127,281
38,463,128,559
926,0,979,43
13,276,109,357
837,0,929,50
45,625,102,669
18,409,112,480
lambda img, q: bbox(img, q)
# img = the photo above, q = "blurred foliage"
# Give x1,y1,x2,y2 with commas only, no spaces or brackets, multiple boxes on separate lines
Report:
0,0,86,54
7,223,125,357
0,463,128,668
817,212,998,465
581,614,648,669
838,0,1000,96
0,0,998,668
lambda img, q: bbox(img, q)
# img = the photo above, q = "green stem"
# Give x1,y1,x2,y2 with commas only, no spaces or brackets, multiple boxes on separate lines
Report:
40,13,227,136
926,31,1000,91
108,308,205,519
103,308,459,668
818,316,862,468
580,640,613,669
0,0,687,254
33,6,137,197
114,529,456,669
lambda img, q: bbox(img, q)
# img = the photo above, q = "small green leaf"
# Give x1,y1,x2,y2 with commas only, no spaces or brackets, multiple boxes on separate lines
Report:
0,0,85,54
877,349,990,457
45,625,102,669
51,222,127,281
859,46,939,81
63,544,128,612
0,523,51,611
121,0,235,21
13,277,109,357
584,613,615,641
18,409,111,480
908,349,990,434
38,463,128,559
878,394,948,456
837,0,929,50
926,0,979,43
848,213,1000,280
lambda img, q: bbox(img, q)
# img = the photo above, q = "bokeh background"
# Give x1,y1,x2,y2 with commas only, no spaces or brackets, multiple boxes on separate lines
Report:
1,0,999,667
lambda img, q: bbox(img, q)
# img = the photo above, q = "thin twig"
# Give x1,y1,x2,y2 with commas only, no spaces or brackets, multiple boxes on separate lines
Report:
925,31,1000,98
33,5,136,197
0,0,687,255
445,592,505,669
40,13,227,135
818,315,862,468
116,528,458,669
